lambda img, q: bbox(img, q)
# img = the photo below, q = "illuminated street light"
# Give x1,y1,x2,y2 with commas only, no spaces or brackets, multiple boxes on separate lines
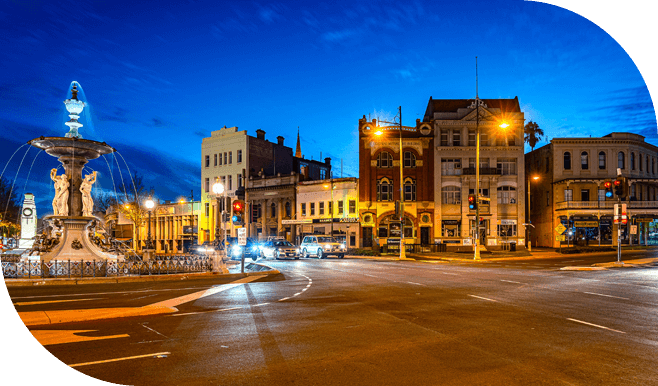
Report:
527,175,540,251
212,180,228,273
145,198,155,250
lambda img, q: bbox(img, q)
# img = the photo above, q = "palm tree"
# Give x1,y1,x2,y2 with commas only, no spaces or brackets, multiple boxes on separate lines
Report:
524,121,544,151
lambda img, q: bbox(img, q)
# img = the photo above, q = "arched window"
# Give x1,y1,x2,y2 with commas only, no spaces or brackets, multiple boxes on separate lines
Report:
581,151,589,170
270,202,276,218
403,151,416,168
403,178,416,201
563,152,571,170
599,151,606,170
618,152,625,169
376,151,393,168
497,186,517,204
631,152,636,170
639,154,643,171
653,157,656,175
285,202,291,218
647,155,650,174
441,186,461,205
376,178,393,201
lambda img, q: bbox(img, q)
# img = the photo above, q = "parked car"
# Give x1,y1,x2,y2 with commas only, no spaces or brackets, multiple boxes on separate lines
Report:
260,240,299,260
300,235,346,258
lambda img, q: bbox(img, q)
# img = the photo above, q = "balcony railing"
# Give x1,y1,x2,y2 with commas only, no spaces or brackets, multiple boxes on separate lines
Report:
462,167,499,175
556,200,658,210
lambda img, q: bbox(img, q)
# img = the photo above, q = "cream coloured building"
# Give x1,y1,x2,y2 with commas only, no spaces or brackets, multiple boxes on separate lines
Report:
200,127,293,244
526,132,658,248
296,177,360,247
427,97,526,250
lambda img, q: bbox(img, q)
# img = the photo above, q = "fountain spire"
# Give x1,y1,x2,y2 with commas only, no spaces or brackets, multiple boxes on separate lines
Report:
64,83,85,139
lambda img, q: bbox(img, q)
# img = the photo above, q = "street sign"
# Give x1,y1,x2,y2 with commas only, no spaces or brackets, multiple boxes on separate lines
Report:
630,225,637,235
556,235,566,241
555,224,566,234
237,228,247,246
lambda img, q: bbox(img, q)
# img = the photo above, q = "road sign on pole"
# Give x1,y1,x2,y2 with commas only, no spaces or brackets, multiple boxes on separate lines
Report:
238,228,247,246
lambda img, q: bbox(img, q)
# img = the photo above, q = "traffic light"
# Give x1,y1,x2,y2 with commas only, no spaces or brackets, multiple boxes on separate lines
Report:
614,176,628,199
232,199,245,225
468,194,477,210
603,180,613,198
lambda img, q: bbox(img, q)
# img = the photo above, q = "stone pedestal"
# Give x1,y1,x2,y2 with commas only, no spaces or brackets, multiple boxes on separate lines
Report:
39,216,117,263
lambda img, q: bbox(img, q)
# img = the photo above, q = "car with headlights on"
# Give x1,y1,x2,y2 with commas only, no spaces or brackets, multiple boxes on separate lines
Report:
300,235,346,259
229,238,260,261
259,240,299,260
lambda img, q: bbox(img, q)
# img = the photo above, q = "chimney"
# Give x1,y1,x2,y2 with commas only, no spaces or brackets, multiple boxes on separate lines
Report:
325,157,331,165
277,136,284,146
256,129,265,140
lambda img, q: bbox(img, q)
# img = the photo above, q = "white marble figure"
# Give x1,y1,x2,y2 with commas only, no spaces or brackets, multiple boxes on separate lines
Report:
80,171,97,217
50,169,70,216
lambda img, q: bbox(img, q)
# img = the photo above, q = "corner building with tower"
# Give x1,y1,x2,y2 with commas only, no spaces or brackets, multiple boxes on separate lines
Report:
525,132,658,248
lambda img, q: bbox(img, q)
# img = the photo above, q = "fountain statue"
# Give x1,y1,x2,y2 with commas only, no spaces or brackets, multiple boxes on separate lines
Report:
28,83,118,263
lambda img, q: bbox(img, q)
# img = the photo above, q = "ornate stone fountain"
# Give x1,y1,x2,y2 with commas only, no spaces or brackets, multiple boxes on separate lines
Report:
28,83,118,262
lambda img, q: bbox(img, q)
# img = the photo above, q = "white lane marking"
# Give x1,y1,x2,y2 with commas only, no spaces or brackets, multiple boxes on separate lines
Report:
69,352,171,367
254,303,270,307
406,281,425,286
278,297,290,302
170,306,243,317
141,323,168,338
11,286,219,300
583,292,630,300
148,276,265,308
440,272,459,276
566,318,625,334
31,330,129,346
500,280,524,284
14,298,103,306
132,294,159,301
468,295,498,302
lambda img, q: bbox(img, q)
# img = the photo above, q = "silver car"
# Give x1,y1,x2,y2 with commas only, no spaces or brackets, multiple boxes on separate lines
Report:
300,235,346,259
260,240,299,260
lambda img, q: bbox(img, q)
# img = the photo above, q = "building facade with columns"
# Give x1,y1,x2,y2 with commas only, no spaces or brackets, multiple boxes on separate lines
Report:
427,97,526,250
358,115,435,250
108,200,200,254
246,173,299,242
296,177,360,247
525,132,658,248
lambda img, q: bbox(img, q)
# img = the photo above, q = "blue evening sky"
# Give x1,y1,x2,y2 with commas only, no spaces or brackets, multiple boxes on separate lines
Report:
0,0,655,215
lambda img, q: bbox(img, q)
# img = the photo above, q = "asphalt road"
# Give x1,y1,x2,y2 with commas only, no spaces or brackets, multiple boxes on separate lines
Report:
5,257,658,386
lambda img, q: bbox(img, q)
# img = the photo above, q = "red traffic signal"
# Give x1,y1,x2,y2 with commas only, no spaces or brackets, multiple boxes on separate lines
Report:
603,181,612,189
232,200,245,215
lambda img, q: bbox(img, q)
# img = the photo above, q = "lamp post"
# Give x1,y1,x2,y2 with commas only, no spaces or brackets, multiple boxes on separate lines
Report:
528,175,539,251
144,198,155,261
212,180,228,273
374,106,407,260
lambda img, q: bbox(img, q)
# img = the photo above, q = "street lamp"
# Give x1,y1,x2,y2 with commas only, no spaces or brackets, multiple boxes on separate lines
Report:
472,96,510,260
374,106,407,260
324,177,336,237
144,198,155,250
527,175,540,251
212,180,229,273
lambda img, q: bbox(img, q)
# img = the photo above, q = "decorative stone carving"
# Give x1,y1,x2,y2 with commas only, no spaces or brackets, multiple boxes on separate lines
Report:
71,239,83,250
50,168,70,216
80,171,97,217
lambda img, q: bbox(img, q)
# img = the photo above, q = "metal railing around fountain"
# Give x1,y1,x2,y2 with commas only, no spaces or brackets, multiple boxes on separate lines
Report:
1,254,213,279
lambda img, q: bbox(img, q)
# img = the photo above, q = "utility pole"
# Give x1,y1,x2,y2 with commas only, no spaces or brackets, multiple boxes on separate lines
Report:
474,57,481,260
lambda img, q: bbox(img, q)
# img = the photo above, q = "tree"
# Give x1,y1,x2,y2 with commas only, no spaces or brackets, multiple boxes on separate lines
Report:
0,177,20,225
103,172,153,250
524,121,545,151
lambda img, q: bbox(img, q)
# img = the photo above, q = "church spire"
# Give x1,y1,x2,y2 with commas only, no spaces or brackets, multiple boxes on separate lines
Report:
295,127,302,158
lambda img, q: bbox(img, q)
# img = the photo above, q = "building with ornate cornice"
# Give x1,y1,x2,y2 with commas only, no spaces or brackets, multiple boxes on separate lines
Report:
525,132,658,248
427,97,526,250
358,114,435,250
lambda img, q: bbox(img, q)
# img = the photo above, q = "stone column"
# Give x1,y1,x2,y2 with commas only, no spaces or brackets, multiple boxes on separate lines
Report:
277,199,283,237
